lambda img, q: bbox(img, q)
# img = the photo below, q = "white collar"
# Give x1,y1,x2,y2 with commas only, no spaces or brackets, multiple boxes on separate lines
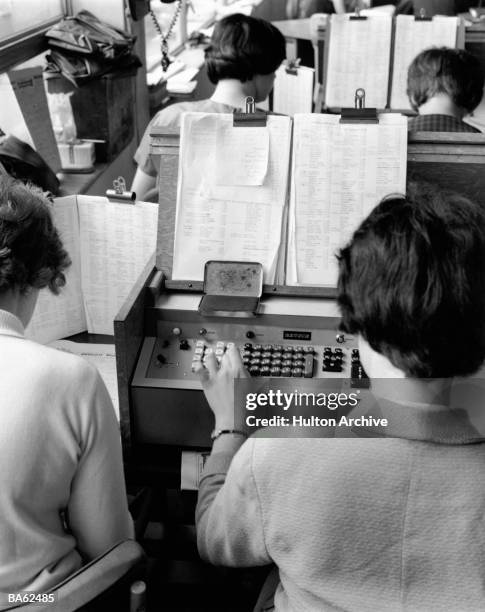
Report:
0,309,25,338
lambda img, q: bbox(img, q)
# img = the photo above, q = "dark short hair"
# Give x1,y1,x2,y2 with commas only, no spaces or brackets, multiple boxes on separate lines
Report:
407,47,484,113
205,13,286,84
337,182,485,377
0,178,70,295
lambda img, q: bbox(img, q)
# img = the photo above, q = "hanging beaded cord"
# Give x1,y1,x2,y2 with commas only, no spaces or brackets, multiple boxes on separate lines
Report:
149,1,183,71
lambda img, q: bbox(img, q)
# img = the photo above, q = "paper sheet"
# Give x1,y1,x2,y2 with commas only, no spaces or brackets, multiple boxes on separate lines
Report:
324,14,392,109
215,123,269,186
49,340,119,420
181,451,209,490
0,72,34,147
26,196,87,344
286,113,408,287
78,196,158,335
172,113,292,284
9,67,62,173
390,16,458,110
273,64,314,117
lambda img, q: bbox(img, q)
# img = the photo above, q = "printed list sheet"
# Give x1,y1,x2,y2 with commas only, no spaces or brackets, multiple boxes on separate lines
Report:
324,14,392,109
286,113,408,287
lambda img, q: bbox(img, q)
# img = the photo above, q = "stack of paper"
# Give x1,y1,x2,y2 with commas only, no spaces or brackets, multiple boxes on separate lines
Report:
172,112,292,285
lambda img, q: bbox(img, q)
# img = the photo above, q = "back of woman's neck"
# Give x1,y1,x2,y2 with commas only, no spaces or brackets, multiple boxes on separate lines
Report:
418,95,464,119
210,80,252,109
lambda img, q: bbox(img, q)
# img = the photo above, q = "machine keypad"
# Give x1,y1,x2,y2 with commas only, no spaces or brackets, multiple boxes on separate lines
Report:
189,342,369,384
191,341,315,377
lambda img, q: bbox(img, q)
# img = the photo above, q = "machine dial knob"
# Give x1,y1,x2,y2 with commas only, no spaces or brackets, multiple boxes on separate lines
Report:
246,331,255,339
336,333,345,344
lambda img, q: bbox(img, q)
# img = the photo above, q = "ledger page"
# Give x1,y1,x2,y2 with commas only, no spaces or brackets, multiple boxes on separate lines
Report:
324,14,392,109
26,196,87,343
172,112,292,284
78,196,158,335
286,113,408,287
390,16,458,111
273,64,315,117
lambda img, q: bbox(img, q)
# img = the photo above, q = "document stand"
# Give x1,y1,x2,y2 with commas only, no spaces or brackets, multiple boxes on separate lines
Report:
318,14,467,114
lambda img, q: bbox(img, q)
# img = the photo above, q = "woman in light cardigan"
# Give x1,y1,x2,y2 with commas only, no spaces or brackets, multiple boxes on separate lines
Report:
195,183,485,611
0,178,133,599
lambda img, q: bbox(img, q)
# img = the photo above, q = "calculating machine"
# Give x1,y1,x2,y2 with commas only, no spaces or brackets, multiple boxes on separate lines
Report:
114,112,485,478
114,114,367,474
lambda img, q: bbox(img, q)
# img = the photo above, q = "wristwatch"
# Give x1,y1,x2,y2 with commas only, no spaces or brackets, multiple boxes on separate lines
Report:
210,428,248,442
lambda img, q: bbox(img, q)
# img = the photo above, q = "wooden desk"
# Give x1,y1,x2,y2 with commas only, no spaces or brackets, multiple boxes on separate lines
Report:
408,132,485,203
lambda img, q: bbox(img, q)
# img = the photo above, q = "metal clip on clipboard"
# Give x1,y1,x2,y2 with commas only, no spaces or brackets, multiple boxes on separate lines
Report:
350,4,367,20
285,58,301,75
106,176,136,203
415,8,432,21
340,88,378,124
233,96,267,127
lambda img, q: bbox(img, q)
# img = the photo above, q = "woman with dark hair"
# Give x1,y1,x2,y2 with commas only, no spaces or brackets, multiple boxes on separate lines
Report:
131,13,286,200
195,182,485,611
0,178,133,596
407,47,484,132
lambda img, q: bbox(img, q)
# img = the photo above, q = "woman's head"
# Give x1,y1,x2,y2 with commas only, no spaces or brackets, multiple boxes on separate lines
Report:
337,182,485,378
0,178,70,299
407,47,484,114
205,13,286,96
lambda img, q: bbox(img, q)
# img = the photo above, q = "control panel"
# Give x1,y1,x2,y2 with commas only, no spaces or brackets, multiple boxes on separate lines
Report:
135,322,368,388
130,314,369,449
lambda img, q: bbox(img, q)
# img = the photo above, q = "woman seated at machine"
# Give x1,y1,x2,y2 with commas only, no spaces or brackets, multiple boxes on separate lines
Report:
195,182,485,610
131,13,286,201
0,178,133,596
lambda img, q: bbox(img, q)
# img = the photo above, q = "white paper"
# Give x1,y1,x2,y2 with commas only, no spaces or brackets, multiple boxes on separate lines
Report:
78,196,158,335
26,196,87,344
325,14,392,109
172,112,292,284
287,113,408,287
181,451,209,490
390,16,458,110
215,123,269,186
0,73,34,147
49,340,119,420
273,64,314,117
